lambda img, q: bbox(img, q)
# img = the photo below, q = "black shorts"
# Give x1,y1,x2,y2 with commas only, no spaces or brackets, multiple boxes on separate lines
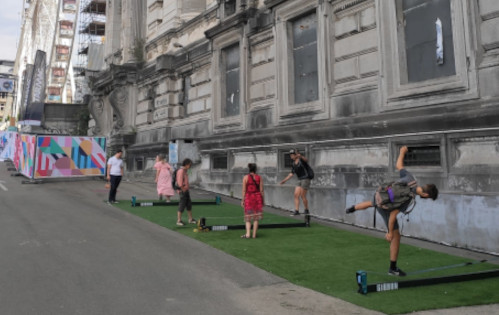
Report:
178,190,192,212
373,194,399,231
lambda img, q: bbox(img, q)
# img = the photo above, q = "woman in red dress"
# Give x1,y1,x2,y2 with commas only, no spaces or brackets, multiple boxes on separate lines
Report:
241,163,264,239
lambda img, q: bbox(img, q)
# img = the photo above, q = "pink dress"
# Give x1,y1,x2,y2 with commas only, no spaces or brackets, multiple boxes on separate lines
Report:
244,174,263,222
155,162,174,197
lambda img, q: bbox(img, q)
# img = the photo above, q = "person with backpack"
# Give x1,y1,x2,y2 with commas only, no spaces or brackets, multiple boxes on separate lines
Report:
345,146,439,276
241,163,264,239
279,149,314,216
175,158,196,226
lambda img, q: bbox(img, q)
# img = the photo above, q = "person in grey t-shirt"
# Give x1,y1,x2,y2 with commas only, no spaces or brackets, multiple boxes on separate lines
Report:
345,146,439,276
280,149,312,216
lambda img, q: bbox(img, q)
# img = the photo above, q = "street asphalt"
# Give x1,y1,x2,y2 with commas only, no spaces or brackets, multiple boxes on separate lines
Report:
0,161,497,314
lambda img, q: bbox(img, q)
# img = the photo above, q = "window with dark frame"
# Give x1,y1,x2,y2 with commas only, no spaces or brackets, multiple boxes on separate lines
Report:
284,152,293,169
403,146,441,167
183,76,191,116
213,154,228,170
222,43,240,117
397,0,456,83
135,157,144,171
224,0,236,17
291,12,319,104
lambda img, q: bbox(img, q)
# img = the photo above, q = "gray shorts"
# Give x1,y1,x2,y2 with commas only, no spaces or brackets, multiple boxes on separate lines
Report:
374,195,399,231
297,179,311,190
178,190,192,212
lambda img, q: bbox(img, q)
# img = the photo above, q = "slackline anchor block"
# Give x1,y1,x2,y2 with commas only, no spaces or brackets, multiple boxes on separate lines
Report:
199,214,311,231
130,196,218,207
357,269,499,294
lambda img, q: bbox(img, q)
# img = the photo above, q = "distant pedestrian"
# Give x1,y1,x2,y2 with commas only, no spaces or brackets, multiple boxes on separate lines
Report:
154,154,174,202
107,150,124,204
241,163,264,239
345,146,439,276
279,149,313,216
176,158,196,226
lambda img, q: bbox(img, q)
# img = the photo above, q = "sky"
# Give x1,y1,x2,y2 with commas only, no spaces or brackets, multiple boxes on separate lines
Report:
0,0,24,61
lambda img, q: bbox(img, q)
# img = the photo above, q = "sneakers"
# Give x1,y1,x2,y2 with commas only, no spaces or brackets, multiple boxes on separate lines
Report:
112,201,119,204
345,206,356,214
304,209,310,215
189,219,197,224
290,210,300,216
388,267,407,276
176,221,185,226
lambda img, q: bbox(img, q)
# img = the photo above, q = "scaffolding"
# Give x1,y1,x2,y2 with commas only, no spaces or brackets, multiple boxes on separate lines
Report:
74,0,106,103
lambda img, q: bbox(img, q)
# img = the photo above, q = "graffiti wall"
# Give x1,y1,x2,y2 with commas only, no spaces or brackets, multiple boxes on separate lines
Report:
35,136,106,179
0,131,16,161
1,133,107,179
17,134,37,178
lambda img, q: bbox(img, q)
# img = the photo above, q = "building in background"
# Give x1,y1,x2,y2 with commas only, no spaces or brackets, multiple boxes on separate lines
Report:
86,0,499,254
13,0,80,126
0,60,16,130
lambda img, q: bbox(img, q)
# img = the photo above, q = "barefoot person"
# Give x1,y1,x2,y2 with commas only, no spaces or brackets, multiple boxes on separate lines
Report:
241,163,264,239
345,146,438,276
280,149,313,216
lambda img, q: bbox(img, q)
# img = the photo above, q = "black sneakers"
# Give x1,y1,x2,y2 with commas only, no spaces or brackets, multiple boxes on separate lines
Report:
345,206,356,214
290,210,300,216
388,267,407,276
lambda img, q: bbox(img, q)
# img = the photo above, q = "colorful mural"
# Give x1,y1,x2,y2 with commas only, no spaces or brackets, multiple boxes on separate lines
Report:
35,136,106,178
0,131,18,162
17,134,37,178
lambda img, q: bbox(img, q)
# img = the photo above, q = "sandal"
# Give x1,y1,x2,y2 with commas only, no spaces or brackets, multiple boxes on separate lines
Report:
241,235,250,239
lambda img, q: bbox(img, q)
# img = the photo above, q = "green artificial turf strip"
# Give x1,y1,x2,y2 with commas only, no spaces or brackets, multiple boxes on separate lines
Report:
114,200,499,314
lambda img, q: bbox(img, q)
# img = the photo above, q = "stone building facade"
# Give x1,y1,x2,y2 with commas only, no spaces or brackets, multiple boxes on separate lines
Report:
89,0,499,254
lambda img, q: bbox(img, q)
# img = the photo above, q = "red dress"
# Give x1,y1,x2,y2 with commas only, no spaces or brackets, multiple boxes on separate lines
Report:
244,174,263,221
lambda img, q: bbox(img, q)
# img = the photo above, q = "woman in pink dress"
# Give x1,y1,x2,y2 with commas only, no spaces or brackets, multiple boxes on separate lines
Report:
241,163,264,239
154,154,174,202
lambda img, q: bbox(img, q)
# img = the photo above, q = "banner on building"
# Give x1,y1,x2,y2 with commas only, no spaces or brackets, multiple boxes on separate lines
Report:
24,50,46,126
19,64,34,123
35,136,107,179
0,78,14,93
169,141,178,165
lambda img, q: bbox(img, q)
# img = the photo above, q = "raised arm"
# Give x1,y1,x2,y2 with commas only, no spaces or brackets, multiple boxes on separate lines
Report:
396,146,409,171
297,152,307,163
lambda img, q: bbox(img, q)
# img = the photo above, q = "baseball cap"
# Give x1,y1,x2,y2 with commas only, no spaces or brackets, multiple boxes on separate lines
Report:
289,149,297,155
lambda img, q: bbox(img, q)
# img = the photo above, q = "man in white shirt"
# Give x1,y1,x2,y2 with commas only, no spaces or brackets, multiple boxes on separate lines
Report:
107,150,124,204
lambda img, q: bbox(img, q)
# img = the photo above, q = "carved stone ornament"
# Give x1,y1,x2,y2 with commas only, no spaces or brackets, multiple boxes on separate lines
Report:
108,87,127,133
88,96,105,135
